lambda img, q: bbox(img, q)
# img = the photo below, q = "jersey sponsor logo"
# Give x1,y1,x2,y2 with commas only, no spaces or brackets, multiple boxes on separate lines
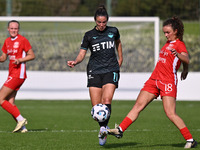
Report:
9,55,16,60
13,42,19,48
108,33,114,38
158,57,166,63
92,43,101,51
92,41,115,52
7,49,18,54
158,48,169,63
160,49,169,56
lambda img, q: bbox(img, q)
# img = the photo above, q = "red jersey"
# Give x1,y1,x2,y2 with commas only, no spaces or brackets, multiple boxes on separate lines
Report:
150,39,188,85
2,34,32,79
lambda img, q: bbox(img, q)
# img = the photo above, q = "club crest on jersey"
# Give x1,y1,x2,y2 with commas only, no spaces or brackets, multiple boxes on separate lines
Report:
93,36,98,39
13,42,19,49
108,33,114,38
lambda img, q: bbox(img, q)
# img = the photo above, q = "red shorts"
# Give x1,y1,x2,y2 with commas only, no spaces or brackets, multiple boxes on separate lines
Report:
141,78,177,98
4,76,25,91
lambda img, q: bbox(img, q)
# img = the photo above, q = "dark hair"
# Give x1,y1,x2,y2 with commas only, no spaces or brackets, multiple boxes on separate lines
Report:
163,16,184,41
94,5,109,21
8,20,20,29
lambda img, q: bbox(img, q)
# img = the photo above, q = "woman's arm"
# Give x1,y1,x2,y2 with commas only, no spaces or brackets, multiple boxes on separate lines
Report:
0,52,7,62
13,49,35,65
171,49,189,64
181,62,188,80
115,39,123,67
67,49,87,68
171,49,189,80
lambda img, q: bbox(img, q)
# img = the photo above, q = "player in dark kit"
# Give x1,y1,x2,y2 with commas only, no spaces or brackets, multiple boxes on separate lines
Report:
67,5,123,146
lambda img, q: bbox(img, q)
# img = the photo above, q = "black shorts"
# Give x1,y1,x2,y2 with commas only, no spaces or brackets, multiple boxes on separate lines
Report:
87,71,120,88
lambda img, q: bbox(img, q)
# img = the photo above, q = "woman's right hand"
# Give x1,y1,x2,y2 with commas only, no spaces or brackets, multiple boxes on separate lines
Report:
67,61,77,68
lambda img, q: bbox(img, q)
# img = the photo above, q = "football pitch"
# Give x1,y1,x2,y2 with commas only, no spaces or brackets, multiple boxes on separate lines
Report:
0,100,199,150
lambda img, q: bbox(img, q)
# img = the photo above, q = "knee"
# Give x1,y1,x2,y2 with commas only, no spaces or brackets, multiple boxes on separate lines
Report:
0,98,4,105
134,102,146,112
165,111,176,120
101,97,112,104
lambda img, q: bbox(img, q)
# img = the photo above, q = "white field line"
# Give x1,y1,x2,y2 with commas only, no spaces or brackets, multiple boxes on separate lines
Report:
0,129,200,133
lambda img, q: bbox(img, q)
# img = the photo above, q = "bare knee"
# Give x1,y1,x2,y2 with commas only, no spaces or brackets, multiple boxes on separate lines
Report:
134,101,147,112
101,97,111,104
165,111,177,121
0,99,4,105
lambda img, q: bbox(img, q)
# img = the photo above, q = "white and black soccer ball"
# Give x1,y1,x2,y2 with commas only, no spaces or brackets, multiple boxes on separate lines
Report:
91,104,110,122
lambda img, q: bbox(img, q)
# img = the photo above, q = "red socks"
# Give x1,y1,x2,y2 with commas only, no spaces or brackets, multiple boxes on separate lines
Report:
180,127,193,141
119,117,133,132
1,100,20,118
120,116,193,141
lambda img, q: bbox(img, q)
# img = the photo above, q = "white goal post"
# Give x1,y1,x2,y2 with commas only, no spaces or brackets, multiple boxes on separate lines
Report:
0,16,160,66
0,16,162,100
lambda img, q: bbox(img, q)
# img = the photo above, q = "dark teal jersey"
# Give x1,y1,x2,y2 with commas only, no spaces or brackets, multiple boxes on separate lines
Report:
81,26,120,74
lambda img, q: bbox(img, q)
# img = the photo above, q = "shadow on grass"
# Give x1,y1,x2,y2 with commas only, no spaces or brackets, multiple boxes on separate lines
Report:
140,143,185,148
104,142,185,149
104,142,138,148
172,143,187,148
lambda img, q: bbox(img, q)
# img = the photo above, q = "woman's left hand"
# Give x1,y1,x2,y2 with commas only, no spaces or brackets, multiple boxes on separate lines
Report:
181,70,188,80
13,59,21,65
171,49,179,57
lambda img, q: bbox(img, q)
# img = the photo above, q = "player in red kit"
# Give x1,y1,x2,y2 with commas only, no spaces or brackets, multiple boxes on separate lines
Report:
107,16,197,149
0,20,35,133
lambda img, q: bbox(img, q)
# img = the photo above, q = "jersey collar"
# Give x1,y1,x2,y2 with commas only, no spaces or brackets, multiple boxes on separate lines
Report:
168,39,179,43
11,35,18,41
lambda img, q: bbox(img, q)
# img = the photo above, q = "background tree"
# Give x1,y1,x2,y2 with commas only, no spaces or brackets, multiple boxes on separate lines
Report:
0,0,199,20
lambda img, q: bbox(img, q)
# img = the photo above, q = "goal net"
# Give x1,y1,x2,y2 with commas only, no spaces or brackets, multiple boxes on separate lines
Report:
0,17,159,72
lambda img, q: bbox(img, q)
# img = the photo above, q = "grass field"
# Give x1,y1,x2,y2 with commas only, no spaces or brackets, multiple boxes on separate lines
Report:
0,100,199,150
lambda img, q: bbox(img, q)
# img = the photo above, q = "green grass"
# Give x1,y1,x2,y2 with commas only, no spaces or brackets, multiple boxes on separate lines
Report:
184,21,200,36
0,100,199,150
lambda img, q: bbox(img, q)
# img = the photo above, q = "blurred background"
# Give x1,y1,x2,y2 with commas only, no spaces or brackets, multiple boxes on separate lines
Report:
0,0,200,72
0,0,199,19
0,0,200,100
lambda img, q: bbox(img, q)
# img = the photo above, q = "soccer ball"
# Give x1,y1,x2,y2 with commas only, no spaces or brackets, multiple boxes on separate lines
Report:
91,104,110,122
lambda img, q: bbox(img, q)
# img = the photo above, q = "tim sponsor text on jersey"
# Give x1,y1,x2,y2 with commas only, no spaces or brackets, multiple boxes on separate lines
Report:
92,41,115,52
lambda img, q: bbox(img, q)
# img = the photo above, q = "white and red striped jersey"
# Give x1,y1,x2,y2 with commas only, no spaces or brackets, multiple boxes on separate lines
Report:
2,34,32,79
150,39,188,85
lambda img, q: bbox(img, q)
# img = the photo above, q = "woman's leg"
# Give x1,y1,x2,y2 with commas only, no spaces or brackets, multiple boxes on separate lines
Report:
162,96,195,145
0,86,27,132
107,90,156,138
0,86,20,118
89,87,102,106
120,90,156,132
100,83,116,127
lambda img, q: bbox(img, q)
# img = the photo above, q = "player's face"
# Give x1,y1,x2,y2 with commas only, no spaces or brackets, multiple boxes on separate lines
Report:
95,16,107,31
163,25,177,41
8,22,19,38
